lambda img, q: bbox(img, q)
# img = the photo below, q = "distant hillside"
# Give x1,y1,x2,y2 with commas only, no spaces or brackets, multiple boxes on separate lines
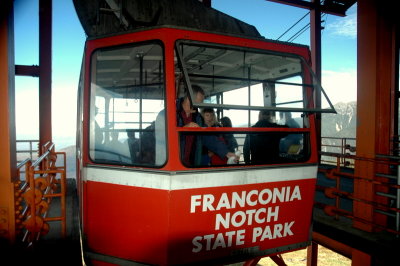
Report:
321,101,357,154
322,101,356,139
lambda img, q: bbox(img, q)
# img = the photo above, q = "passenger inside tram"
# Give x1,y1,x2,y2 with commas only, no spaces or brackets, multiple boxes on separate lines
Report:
279,112,302,153
125,129,139,163
94,106,104,147
139,122,156,164
200,108,230,166
176,85,238,166
89,40,323,167
243,110,288,164
220,116,239,154
104,131,128,158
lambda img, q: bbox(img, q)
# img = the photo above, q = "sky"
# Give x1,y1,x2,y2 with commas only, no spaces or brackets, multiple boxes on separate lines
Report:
13,0,357,148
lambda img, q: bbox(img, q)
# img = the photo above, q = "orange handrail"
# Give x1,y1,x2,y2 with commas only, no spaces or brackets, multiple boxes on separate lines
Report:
14,142,67,246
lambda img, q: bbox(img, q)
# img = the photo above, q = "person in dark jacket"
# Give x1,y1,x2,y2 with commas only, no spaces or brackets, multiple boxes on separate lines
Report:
220,116,239,153
243,110,288,164
200,108,233,165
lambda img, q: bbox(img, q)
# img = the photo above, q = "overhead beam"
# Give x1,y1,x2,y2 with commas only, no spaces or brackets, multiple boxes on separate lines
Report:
15,65,40,77
267,0,353,16
104,0,129,28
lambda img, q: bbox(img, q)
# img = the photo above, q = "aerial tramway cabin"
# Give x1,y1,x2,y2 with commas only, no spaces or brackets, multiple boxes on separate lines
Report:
74,0,335,264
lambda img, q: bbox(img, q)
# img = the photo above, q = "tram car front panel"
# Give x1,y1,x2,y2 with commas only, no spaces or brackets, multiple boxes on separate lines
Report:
77,27,330,265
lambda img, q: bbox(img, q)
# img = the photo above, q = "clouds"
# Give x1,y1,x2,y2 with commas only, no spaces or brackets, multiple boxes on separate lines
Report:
52,84,78,138
321,69,357,105
326,11,357,39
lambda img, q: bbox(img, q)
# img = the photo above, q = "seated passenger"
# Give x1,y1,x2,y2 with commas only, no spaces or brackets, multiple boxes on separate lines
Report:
104,131,130,163
201,108,229,165
139,122,156,164
243,110,288,164
279,112,302,153
176,85,238,166
125,129,139,163
220,116,239,153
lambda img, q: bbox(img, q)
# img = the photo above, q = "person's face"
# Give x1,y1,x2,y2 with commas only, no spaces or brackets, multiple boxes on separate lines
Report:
204,112,214,126
194,92,204,104
182,92,205,114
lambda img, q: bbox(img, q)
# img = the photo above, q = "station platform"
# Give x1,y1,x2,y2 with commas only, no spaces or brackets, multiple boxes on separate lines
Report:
314,164,400,265
2,178,82,266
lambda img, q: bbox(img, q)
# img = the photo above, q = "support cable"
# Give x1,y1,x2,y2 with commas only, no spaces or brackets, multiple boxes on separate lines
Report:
276,0,329,42
286,13,327,42
276,11,310,41
287,23,310,42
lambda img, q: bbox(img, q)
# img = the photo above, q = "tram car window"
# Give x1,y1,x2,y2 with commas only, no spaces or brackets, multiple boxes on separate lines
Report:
89,42,166,167
175,41,312,167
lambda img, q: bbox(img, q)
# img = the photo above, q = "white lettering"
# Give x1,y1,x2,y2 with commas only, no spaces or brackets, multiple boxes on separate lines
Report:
236,229,245,245
252,227,262,243
192,236,202,252
203,234,214,251
231,191,246,208
261,225,272,240
191,186,303,212
273,223,283,238
191,230,247,252
255,208,266,224
225,231,235,247
212,233,226,250
215,207,281,230
272,187,284,203
284,221,294,236
252,221,296,243
285,186,291,201
266,206,279,222
259,189,272,204
290,186,302,201
215,212,230,230
245,209,256,225
231,211,246,227
216,193,231,210
190,195,202,213
246,190,258,206
203,194,215,212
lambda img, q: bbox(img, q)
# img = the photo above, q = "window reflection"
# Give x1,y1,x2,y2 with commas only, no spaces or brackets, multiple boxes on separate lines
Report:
89,42,166,167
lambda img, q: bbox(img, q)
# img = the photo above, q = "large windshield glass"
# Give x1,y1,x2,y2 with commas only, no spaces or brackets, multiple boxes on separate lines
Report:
176,40,334,115
89,42,166,167
175,40,322,167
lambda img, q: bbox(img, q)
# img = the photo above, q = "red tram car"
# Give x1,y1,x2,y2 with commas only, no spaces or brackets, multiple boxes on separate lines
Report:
76,15,334,265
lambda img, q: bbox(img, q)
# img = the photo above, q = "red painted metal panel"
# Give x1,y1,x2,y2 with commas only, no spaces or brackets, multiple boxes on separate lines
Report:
83,181,169,265
82,177,315,265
